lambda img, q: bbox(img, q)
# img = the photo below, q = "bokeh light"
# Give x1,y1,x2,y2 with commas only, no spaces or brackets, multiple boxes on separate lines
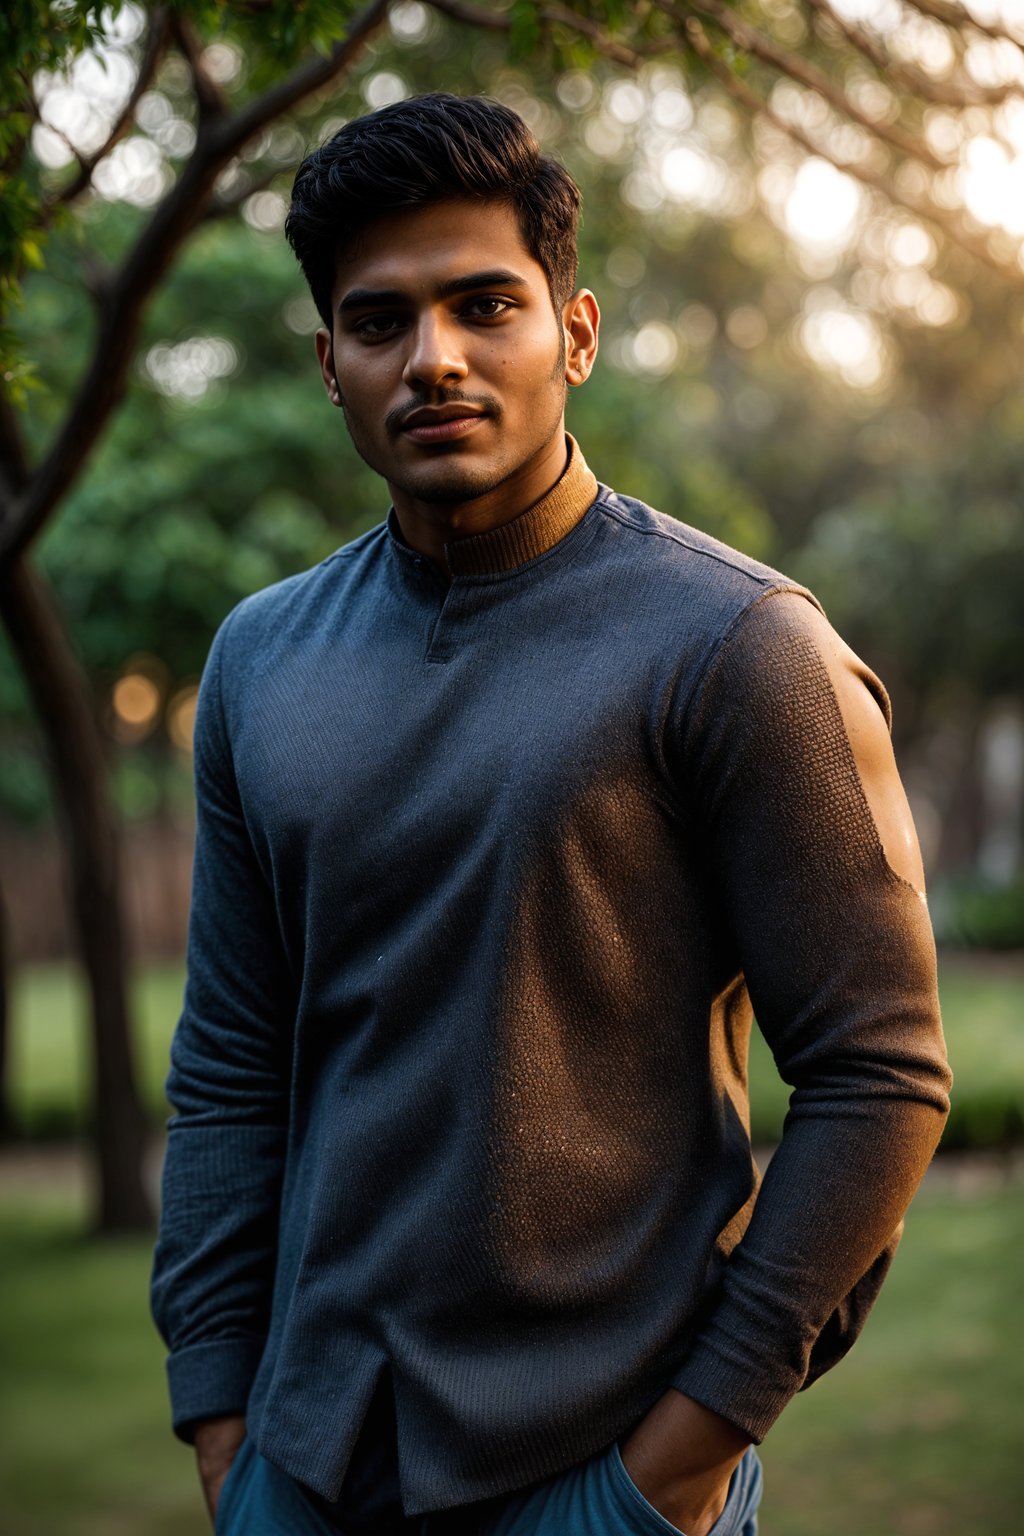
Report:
143,337,240,401
167,687,199,753
111,672,161,745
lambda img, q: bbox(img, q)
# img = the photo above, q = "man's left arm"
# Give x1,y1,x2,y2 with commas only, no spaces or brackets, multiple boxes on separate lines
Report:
622,587,953,1535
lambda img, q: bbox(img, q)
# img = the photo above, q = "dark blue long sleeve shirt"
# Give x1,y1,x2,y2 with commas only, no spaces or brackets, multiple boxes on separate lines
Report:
150,436,952,1515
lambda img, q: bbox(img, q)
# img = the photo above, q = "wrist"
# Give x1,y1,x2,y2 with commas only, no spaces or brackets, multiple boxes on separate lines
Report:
623,1388,750,1472
619,1389,751,1535
194,1413,247,1471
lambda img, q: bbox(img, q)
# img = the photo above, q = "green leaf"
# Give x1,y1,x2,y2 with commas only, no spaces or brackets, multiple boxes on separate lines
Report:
508,0,543,58
21,238,45,270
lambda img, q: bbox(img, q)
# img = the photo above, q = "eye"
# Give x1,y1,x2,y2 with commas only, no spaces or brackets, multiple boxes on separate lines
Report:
354,314,404,339
462,296,513,319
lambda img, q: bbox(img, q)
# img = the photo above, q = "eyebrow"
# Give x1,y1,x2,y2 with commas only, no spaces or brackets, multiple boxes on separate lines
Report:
337,269,531,314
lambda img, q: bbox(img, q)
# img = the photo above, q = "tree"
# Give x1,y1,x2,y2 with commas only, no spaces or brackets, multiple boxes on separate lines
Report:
2,0,1022,1229
1,0,399,1231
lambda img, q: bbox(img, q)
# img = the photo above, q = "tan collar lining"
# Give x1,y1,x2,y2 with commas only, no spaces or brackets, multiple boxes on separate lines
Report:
442,434,599,577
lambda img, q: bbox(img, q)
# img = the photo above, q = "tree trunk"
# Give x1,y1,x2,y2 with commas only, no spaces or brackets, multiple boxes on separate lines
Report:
0,556,152,1232
0,883,11,1142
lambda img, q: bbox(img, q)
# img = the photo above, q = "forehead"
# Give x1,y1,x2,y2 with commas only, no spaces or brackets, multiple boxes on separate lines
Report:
332,198,547,304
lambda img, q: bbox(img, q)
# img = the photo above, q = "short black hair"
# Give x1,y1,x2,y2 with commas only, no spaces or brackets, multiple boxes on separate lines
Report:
285,92,581,329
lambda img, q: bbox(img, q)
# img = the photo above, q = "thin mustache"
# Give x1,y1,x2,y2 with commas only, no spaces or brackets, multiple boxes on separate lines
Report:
387,394,501,434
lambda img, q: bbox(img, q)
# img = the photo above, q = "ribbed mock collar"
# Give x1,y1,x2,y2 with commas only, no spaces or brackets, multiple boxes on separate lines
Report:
444,434,598,577
387,434,599,579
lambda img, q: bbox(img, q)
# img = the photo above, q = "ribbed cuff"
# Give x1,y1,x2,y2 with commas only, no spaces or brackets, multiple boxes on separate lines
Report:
166,1335,268,1444
669,1336,798,1446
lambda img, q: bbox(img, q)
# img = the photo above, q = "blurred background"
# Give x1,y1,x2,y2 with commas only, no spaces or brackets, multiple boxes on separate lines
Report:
1,2,1022,1533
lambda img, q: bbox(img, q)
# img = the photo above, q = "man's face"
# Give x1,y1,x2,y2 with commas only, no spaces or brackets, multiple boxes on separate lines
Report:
315,199,587,509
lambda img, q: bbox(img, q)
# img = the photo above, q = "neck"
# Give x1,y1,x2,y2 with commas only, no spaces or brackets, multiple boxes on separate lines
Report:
389,430,570,579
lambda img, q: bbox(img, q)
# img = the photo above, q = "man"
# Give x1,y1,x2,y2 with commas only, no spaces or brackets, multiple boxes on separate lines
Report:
150,93,952,1536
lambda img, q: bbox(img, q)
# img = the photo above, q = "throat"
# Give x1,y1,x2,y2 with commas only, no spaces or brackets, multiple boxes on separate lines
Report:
390,434,598,580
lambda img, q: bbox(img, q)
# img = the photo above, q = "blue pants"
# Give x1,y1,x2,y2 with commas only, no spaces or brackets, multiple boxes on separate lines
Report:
215,1432,763,1536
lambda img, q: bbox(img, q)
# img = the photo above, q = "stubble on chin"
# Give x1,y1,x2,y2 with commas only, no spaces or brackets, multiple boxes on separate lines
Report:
388,459,515,506
340,411,526,509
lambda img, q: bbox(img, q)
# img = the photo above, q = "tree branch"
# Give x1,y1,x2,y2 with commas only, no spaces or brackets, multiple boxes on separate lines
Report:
0,390,31,503
171,12,230,125
901,0,1024,55
207,0,391,162
424,0,509,28
44,8,173,218
675,0,951,171
804,0,1024,108
425,0,675,68
543,2,676,65
677,12,1024,289
0,0,394,568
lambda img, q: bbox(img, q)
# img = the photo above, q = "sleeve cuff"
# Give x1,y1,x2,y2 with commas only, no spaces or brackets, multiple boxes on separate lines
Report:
669,1336,797,1446
166,1335,268,1444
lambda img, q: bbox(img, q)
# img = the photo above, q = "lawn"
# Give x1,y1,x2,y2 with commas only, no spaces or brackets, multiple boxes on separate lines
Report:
7,960,187,1138
0,1162,1021,1536
7,952,1024,1147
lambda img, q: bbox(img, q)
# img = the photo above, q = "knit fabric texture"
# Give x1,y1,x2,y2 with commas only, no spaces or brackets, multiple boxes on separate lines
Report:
149,435,952,1516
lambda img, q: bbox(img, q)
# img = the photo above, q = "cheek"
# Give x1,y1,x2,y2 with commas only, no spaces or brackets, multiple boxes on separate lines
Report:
336,361,387,416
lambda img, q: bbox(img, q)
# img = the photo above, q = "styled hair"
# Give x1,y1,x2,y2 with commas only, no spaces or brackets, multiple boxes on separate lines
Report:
285,92,581,328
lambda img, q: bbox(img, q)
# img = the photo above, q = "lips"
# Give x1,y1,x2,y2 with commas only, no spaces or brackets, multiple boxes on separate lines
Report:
400,405,489,444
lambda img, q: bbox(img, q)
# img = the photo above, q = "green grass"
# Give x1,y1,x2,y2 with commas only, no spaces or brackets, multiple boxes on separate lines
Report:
0,1168,1021,1535
7,960,185,1138
0,1189,207,1536
760,1171,1024,1534
7,953,1024,1147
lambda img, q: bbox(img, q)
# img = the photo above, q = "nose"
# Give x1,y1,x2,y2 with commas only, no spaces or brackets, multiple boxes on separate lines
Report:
401,311,469,392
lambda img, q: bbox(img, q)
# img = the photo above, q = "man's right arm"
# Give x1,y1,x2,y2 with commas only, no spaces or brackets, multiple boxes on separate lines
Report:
150,609,293,1478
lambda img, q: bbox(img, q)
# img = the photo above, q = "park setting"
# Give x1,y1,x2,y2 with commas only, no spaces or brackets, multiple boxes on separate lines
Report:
2,1,1024,1533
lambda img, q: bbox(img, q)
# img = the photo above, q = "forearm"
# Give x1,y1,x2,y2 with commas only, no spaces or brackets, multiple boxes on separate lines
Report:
670,1084,944,1437
152,1116,286,1439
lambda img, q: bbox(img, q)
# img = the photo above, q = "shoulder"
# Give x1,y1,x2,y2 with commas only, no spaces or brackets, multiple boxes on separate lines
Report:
209,521,386,672
592,479,895,745
693,584,892,732
592,483,815,619
590,482,832,695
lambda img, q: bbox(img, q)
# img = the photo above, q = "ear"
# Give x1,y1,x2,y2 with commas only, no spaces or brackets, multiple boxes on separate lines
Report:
314,327,342,407
562,289,600,386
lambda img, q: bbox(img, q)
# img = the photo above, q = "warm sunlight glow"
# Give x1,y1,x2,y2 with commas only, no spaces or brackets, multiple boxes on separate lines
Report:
961,136,1024,235
113,674,160,729
167,687,199,752
784,158,862,250
798,295,889,390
